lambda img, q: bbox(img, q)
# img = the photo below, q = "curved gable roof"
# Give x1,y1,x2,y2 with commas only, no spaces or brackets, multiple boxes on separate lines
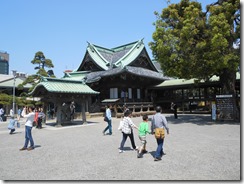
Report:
113,39,144,68
87,43,110,70
77,39,158,72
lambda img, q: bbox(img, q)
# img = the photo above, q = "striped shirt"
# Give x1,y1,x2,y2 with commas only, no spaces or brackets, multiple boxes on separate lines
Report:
122,117,136,134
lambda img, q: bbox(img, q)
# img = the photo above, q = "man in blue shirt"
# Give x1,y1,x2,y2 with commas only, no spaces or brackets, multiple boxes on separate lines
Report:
103,104,113,135
151,106,169,161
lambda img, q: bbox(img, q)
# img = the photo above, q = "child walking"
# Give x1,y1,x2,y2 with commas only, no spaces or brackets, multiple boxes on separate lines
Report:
137,114,150,158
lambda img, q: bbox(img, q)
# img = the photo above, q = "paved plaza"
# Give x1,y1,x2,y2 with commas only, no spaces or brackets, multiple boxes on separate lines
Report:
0,113,241,181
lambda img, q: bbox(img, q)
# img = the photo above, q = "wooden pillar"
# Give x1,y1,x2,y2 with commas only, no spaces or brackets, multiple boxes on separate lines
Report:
55,102,62,127
81,96,87,124
114,104,118,117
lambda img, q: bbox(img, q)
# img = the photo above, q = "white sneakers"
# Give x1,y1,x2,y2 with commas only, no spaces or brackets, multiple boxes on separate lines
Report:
119,150,124,153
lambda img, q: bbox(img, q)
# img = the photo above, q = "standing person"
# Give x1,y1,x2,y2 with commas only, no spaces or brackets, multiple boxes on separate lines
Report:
8,116,16,134
151,106,169,161
0,107,4,122
70,101,75,120
34,108,39,127
119,110,138,153
19,106,36,151
10,109,14,117
137,114,150,158
103,104,113,135
171,102,178,119
122,104,129,118
37,107,45,129
17,108,22,121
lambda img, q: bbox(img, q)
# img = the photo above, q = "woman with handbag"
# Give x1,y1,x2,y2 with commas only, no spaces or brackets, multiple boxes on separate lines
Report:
119,110,138,153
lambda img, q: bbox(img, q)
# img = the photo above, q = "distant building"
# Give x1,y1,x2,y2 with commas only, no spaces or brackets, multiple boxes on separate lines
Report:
0,51,9,74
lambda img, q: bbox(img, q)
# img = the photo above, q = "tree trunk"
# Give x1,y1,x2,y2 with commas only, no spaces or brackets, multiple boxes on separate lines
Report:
219,69,239,121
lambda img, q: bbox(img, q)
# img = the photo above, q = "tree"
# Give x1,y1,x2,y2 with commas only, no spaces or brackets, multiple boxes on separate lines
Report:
149,0,240,120
19,51,56,92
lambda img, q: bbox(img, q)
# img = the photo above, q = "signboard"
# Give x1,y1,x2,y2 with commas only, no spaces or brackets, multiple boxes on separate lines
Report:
211,101,216,121
216,95,234,121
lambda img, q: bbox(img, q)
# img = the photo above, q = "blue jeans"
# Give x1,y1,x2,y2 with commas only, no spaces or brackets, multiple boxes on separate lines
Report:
155,138,164,158
24,126,34,148
103,119,112,135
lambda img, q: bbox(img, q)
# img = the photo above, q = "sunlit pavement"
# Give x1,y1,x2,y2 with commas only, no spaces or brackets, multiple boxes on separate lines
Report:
0,114,240,181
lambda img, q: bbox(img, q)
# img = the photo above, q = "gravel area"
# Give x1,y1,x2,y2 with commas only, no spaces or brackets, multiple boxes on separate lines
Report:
0,114,241,181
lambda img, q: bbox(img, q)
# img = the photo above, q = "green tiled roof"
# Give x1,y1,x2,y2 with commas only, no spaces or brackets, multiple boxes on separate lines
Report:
113,39,144,67
30,77,99,96
0,77,32,88
155,72,240,88
79,39,156,71
87,43,110,70
61,71,88,81
155,78,198,87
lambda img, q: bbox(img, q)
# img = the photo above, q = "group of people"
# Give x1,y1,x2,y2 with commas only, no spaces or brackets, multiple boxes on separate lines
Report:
103,104,169,161
19,106,45,151
5,106,46,151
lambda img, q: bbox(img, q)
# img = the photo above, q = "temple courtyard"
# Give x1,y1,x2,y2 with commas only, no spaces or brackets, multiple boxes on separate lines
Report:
0,114,240,181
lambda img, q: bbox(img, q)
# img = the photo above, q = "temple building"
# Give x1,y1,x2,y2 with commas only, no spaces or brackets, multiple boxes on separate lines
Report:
62,39,169,113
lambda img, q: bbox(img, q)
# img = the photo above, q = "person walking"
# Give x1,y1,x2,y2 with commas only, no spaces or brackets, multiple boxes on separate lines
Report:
19,106,36,151
8,116,16,134
119,110,138,153
151,106,169,161
103,104,113,135
137,114,150,158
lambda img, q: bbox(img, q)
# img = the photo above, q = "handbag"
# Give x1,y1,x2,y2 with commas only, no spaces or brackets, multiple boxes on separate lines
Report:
104,117,108,122
154,128,165,139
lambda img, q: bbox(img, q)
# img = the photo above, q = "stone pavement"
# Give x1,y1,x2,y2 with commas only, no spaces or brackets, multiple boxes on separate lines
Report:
0,114,241,181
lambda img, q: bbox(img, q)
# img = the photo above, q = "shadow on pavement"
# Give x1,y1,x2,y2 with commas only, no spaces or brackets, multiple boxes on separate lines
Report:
45,120,99,127
166,114,240,126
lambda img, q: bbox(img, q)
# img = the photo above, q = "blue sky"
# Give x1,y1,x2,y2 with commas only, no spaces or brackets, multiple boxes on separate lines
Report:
1,0,225,78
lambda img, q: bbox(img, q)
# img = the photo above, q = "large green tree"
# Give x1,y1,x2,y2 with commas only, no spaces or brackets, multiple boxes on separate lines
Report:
149,0,240,119
19,51,55,92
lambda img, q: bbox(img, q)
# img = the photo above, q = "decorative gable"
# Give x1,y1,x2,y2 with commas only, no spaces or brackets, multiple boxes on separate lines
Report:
76,39,159,73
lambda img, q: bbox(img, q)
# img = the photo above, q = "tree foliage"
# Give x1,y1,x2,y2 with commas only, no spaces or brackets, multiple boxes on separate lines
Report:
149,0,240,93
149,0,240,120
19,51,56,92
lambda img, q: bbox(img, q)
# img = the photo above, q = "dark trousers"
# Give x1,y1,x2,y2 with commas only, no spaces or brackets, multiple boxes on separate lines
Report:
174,110,178,119
10,128,15,134
37,118,42,129
120,131,136,150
